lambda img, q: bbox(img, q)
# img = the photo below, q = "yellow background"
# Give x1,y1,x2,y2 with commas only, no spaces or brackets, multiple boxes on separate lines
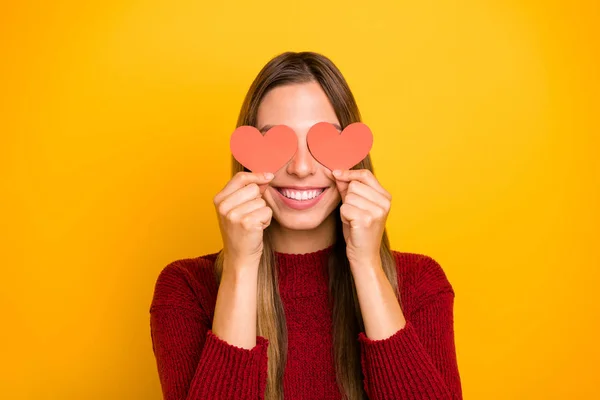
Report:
1,0,598,398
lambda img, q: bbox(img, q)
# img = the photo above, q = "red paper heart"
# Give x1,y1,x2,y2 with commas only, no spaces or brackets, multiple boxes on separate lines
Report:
307,122,373,170
230,125,297,173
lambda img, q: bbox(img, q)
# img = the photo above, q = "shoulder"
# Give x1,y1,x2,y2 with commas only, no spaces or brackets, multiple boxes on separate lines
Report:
149,251,221,318
390,250,455,311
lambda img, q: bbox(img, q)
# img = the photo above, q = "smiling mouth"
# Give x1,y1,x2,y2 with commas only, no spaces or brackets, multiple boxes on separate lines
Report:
275,187,328,201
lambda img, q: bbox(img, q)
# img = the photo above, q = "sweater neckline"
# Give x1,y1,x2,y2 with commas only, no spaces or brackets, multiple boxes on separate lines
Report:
274,244,335,299
273,243,335,258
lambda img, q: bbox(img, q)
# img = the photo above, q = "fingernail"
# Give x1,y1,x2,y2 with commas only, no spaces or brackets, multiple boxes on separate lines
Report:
332,170,341,177
264,172,274,180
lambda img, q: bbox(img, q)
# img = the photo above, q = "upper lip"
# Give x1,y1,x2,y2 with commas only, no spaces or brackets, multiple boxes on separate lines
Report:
274,186,328,190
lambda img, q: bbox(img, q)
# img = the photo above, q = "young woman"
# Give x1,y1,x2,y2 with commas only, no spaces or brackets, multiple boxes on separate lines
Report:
150,51,463,400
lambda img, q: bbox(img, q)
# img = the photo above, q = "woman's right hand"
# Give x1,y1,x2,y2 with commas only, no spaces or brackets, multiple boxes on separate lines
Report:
213,171,275,267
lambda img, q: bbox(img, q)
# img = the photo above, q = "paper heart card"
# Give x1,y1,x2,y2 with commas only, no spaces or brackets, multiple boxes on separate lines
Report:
230,125,298,174
230,122,373,173
306,122,373,171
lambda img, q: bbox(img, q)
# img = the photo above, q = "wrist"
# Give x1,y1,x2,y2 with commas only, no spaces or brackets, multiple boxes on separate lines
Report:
223,256,260,280
349,256,383,274
348,251,381,267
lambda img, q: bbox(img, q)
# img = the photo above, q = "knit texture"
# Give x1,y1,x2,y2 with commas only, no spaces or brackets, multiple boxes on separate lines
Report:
149,245,462,399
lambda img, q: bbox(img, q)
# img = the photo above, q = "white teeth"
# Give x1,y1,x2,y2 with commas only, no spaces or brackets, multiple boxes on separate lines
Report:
280,189,324,201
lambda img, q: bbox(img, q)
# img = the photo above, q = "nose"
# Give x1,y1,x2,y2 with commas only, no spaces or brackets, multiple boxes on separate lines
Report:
285,137,317,178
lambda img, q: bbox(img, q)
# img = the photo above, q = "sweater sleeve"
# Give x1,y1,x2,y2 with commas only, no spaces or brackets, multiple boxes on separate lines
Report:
357,257,463,400
149,263,269,400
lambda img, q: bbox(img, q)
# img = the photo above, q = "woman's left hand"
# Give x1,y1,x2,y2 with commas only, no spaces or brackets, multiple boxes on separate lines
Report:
332,169,392,267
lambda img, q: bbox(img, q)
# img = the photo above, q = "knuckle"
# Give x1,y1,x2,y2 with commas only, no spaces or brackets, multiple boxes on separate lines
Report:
227,209,240,222
236,172,250,184
382,204,390,215
241,215,255,230
263,207,273,219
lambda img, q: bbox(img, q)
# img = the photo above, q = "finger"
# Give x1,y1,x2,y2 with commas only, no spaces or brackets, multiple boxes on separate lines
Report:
334,178,350,202
332,169,391,200
346,180,390,210
214,171,274,205
241,206,273,230
218,183,263,216
225,197,268,222
256,182,271,195
339,203,364,228
344,192,386,220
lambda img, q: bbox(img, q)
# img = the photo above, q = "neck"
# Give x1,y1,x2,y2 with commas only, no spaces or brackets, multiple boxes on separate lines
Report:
269,212,337,254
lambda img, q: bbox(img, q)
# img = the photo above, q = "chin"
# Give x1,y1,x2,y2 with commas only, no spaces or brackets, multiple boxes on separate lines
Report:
272,209,332,231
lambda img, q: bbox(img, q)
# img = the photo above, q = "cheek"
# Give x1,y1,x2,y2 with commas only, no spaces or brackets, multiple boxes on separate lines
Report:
325,187,342,208
328,184,341,199
263,187,277,206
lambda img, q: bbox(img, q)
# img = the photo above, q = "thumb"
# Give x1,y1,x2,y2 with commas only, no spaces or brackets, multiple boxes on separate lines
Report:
333,173,349,202
258,182,270,195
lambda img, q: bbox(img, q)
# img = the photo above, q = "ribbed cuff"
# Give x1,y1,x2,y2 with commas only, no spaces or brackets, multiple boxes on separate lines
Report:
189,330,269,399
358,321,451,400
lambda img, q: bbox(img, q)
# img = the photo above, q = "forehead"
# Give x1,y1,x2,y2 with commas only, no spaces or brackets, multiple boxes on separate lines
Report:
256,81,340,133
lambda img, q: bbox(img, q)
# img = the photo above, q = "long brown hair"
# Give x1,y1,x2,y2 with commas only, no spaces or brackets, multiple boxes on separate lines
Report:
214,51,401,400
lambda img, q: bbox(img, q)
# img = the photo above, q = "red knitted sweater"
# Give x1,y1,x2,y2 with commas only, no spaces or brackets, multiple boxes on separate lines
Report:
149,245,463,399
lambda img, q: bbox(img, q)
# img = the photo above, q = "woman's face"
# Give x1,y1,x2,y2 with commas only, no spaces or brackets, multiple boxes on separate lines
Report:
257,81,342,231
